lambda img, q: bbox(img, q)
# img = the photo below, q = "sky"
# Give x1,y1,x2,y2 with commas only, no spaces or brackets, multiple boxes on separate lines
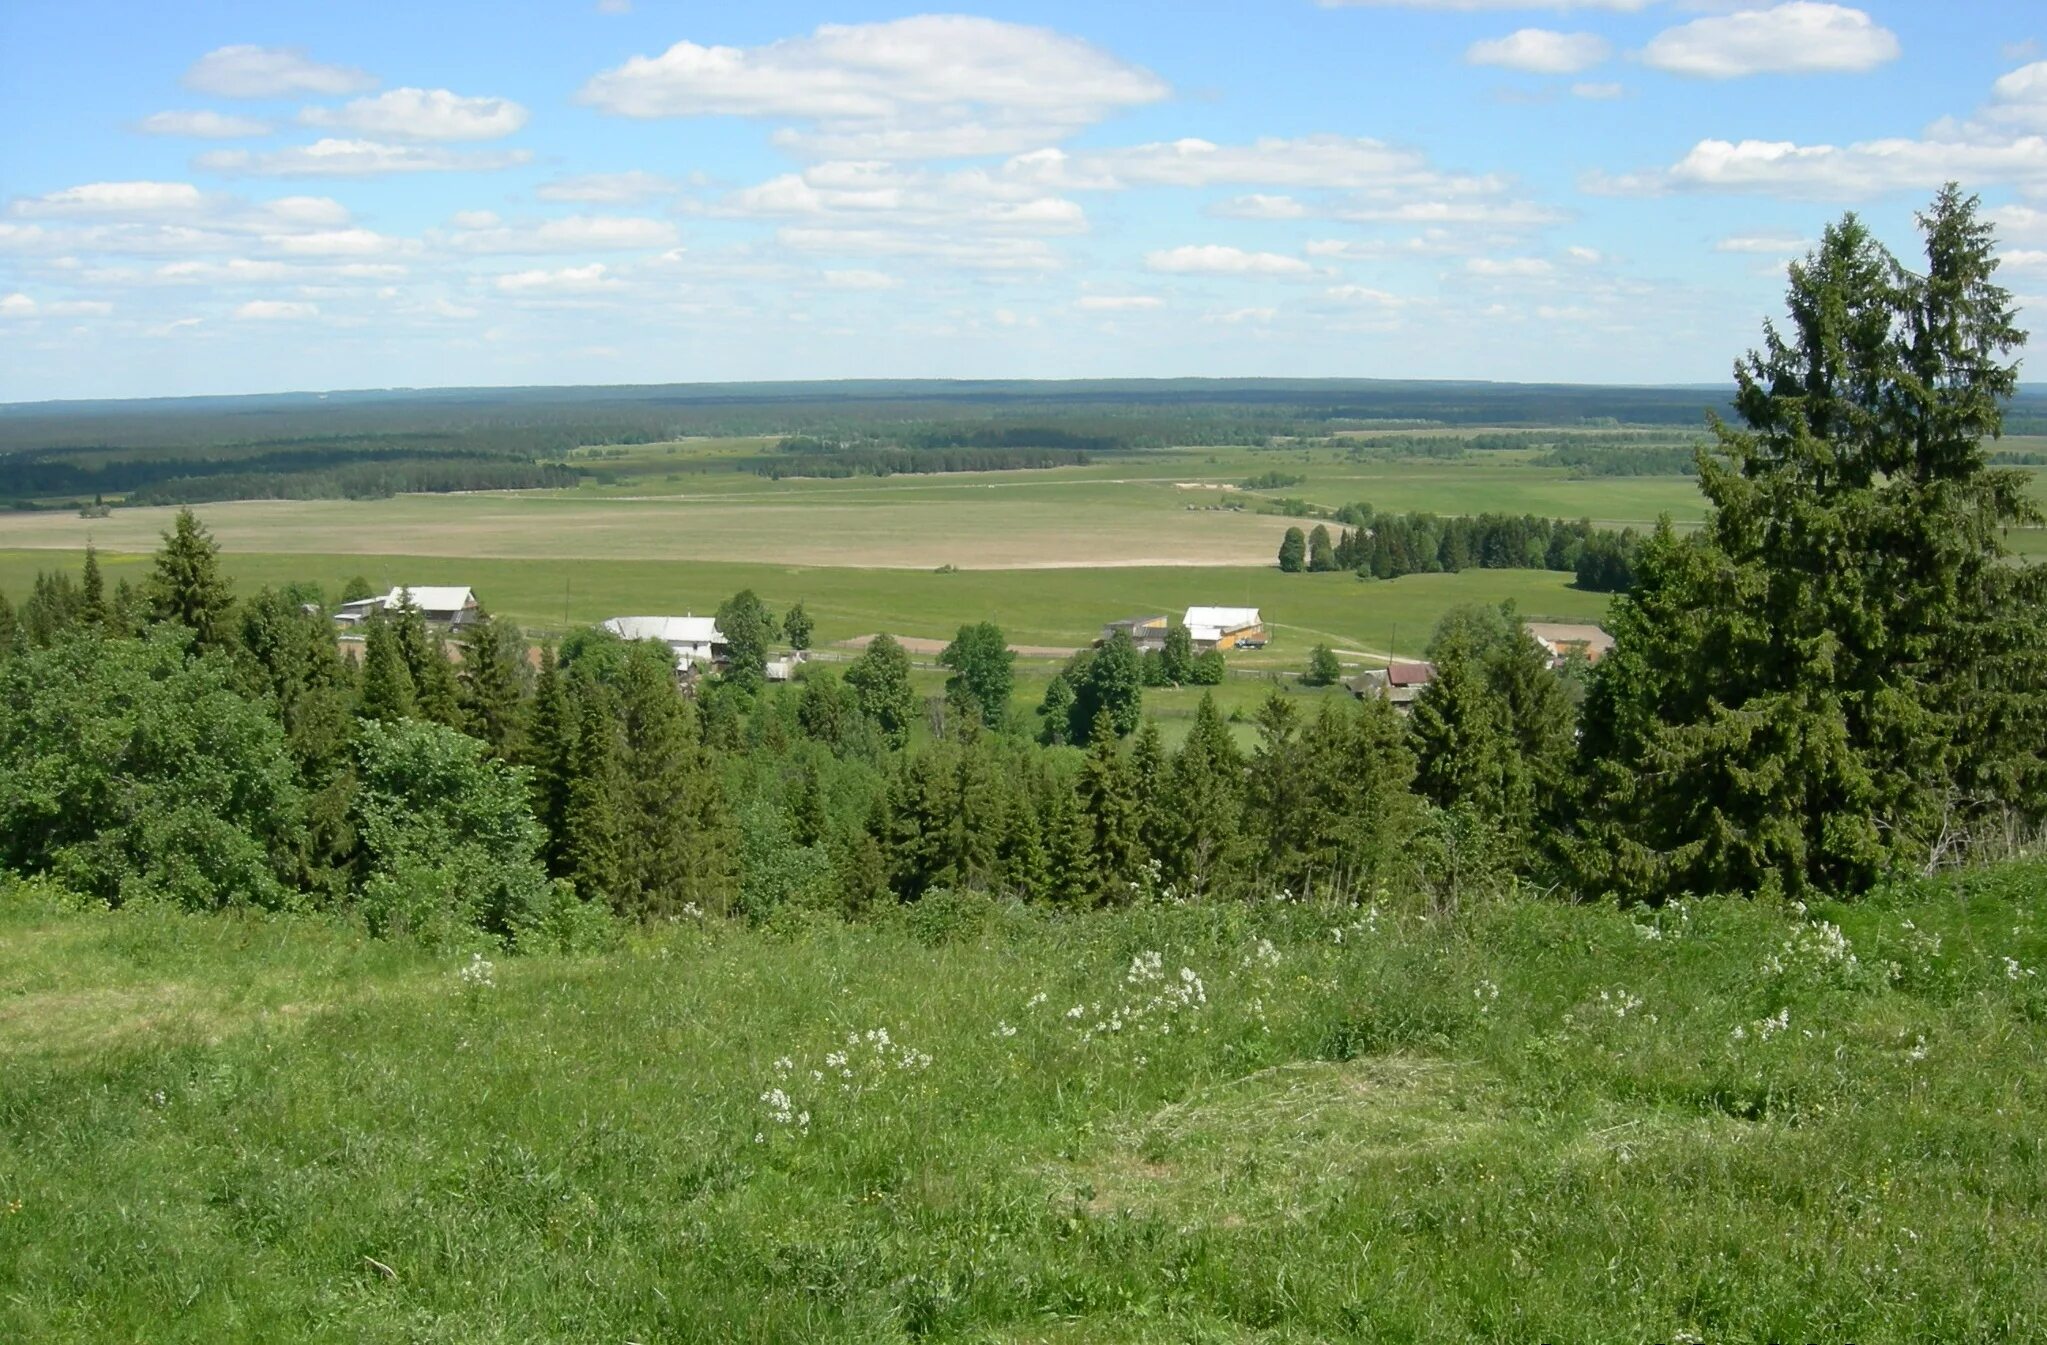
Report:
1,0,2044,402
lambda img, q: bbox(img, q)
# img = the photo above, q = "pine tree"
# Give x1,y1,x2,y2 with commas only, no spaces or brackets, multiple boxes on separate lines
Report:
1165,693,1245,898
562,680,627,909
458,608,530,758
1577,187,2046,898
356,614,416,723
79,544,106,630
1079,710,1143,901
523,648,576,878
146,508,235,650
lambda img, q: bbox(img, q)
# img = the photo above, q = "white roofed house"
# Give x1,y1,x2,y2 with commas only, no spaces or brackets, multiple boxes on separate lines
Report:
602,615,726,671
1181,606,1266,652
334,586,479,629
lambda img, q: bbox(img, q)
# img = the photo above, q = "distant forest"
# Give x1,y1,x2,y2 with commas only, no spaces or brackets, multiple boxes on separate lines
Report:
2,378,2040,508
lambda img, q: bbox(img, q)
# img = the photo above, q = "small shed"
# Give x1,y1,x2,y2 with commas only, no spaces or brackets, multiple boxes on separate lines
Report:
1183,606,1266,651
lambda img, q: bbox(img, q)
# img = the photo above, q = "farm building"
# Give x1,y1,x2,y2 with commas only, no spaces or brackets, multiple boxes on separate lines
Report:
1183,606,1266,651
602,615,725,670
1099,615,1170,651
334,586,479,629
1350,660,1435,711
1526,622,1615,666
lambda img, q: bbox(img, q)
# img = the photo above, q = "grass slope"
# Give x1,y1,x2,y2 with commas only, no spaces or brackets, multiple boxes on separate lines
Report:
4,869,2046,1342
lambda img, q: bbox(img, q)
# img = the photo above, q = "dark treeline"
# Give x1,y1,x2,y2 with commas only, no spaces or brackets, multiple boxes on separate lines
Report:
1534,444,1701,477
1277,508,1643,592
127,457,582,505
752,445,1091,479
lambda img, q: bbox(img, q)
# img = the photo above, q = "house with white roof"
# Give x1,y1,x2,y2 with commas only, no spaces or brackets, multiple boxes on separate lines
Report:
1182,605,1267,651
602,615,726,670
334,586,479,629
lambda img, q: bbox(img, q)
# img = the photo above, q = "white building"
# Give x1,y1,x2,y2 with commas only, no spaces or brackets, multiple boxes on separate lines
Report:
1181,605,1267,651
602,615,726,670
334,585,479,629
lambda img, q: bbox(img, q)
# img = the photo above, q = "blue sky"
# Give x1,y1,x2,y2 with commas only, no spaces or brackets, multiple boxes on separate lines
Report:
2,0,2043,401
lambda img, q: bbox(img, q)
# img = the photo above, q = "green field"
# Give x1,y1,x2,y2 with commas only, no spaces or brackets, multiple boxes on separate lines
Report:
7,865,2047,1342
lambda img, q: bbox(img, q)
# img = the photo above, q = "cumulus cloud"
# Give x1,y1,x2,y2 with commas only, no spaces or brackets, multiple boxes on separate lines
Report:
1319,0,1648,8
704,162,1090,246
494,263,621,294
137,110,273,138
196,139,531,176
12,181,208,217
1075,294,1164,311
1467,29,1610,76
1716,233,1811,253
1324,284,1407,306
446,214,680,253
1466,256,1556,277
1983,61,2047,132
776,228,1062,272
578,16,1167,158
1641,4,1900,79
0,293,39,317
184,45,376,99
301,88,529,141
1145,245,1313,276
821,268,901,289
1008,136,1494,193
1211,194,1311,220
234,299,319,320
536,171,679,203
1592,63,2047,197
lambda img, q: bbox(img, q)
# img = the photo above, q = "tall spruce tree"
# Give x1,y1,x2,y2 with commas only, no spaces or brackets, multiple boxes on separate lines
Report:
1409,627,1515,824
1079,710,1143,900
1576,186,2046,898
615,648,736,917
523,647,576,877
562,679,627,909
146,508,235,651
80,545,106,630
458,608,530,759
1165,693,1245,898
356,614,416,723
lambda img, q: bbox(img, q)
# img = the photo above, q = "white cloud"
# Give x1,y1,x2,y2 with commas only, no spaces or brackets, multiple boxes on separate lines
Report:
197,139,531,177
1571,82,1625,100
1641,4,1900,79
777,228,1063,272
0,293,37,317
13,181,207,217
1212,306,1277,324
1985,61,2047,133
184,45,376,99
267,228,415,257
1145,245,1313,276
1324,284,1407,306
1319,0,1649,8
1211,194,1311,220
1076,294,1164,311
596,0,632,12
1715,233,1811,253
234,299,319,320
447,214,680,253
1988,203,2047,244
705,162,1089,245
536,171,678,203
494,263,622,294
301,88,528,141
579,16,1166,159
1467,29,1610,76
1009,136,1496,193
1565,245,1603,263
821,268,901,289
1466,256,1556,277
137,110,273,138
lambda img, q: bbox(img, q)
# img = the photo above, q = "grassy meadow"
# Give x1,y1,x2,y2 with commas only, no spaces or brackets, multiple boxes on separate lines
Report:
6,864,2047,1342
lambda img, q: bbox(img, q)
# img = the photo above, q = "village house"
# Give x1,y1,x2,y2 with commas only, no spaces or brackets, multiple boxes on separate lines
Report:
1183,606,1266,651
334,585,479,630
1349,660,1435,712
1525,622,1615,667
1098,614,1170,651
601,615,726,671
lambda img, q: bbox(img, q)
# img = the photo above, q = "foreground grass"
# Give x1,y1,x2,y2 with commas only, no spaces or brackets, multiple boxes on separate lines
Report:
5,866,2046,1342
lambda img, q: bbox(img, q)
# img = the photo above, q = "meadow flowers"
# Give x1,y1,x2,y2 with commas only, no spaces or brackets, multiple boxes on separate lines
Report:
457,953,496,989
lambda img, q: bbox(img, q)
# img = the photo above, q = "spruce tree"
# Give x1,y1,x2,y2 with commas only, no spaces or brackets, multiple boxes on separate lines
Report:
1409,629,1515,824
146,508,235,650
1127,718,1171,867
1246,691,1310,887
1079,710,1143,900
562,680,627,909
1165,693,1245,898
0,592,15,660
1042,782,1096,907
356,614,416,723
523,648,576,877
1577,186,2045,898
1278,526,1307,573
615,648,736,917
80,544,106,630
458,608,530,759
1161,622,1194,685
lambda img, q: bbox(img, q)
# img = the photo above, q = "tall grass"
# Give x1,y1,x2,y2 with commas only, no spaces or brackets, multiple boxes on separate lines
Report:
4,866,2046,1341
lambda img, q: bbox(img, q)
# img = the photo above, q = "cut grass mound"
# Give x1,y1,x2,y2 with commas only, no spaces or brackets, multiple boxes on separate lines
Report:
3,866,2046,1342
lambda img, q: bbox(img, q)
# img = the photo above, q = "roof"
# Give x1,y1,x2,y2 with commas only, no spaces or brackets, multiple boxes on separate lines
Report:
1387,661,1435,687
1526,622,1615,657
1183,606,1261,631
602,615,724,645
384,586,475,613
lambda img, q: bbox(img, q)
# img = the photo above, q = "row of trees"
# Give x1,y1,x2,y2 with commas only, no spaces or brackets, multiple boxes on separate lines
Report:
1276,512,1641,591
